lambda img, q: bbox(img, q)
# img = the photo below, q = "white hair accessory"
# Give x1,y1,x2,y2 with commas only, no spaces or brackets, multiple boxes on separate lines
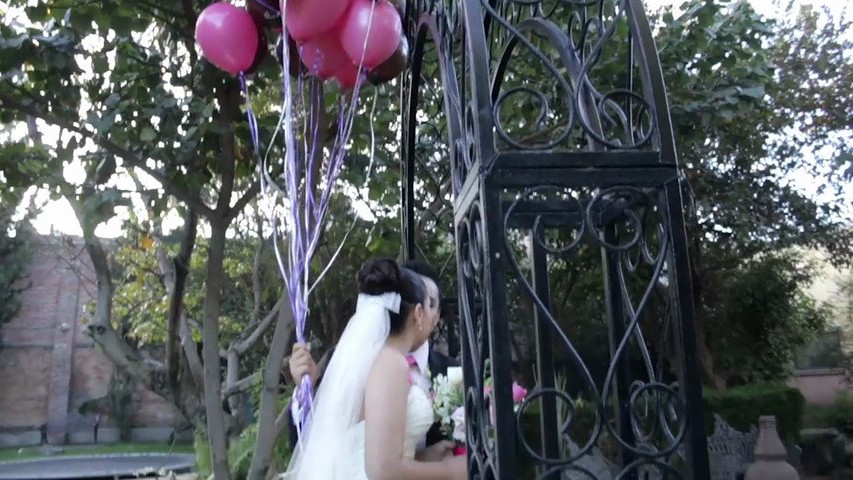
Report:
356,292,401,314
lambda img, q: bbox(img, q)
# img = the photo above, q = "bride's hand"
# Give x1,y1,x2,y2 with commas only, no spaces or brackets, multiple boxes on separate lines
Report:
441,454,467,480
416,440,454,462
288,343,318,384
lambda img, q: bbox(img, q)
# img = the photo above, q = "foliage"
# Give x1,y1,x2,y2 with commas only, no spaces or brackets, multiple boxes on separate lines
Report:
194,429,212,479
0,209,30,342
803,392,853,434
796,327,847,370
229,422,293,479
0,140,34,343
837,271,853,335
770,3,853,185
495,0,852,392
705,253,831,384
108,227,278,347
653,0,853,388
703,383,806,444
195,421,293,480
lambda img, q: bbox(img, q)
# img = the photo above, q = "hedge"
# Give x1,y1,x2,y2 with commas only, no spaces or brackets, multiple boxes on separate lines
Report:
703,383,805,444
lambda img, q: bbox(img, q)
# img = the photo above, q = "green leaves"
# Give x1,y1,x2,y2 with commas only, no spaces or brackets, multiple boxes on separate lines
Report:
0,208,31,338
706,253,831,384
735,85,765,99
79,187,131,228
140,126,157,143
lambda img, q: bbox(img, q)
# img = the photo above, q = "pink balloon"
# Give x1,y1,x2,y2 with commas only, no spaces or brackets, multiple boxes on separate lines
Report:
284,0,352,42
195,2,259,74
299,34,349,80
335,62,361,89
339,0,402,68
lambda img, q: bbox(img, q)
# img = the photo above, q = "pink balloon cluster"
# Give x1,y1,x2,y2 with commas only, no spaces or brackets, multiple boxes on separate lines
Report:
194,0,407,89
287,0,403,88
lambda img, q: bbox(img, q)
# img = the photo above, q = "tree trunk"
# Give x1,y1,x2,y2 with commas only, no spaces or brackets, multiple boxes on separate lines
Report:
225,348,244,432
694,313,726,390
247,295,294,480
200,218,231,480
688,225,727,390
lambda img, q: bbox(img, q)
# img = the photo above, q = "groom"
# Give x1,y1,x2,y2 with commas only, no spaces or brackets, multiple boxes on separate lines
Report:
285,259,459,447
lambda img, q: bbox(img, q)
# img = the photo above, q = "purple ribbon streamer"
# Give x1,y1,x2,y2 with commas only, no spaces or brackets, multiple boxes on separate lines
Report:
245,3,371,435
239,73,260,157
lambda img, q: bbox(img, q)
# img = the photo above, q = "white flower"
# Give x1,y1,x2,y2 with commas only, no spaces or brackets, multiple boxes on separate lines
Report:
446,366,463,387
451,406,466,442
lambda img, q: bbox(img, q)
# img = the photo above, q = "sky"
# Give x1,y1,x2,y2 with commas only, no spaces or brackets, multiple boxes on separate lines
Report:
12,0,852,238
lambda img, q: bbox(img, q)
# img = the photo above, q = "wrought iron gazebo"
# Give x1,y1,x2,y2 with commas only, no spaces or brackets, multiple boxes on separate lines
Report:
399,0,710,478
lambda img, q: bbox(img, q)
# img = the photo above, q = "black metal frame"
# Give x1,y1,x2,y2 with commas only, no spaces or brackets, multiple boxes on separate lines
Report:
401,0,710,478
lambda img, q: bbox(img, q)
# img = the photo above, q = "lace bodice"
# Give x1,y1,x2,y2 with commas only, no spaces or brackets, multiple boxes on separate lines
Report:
345,385,434,478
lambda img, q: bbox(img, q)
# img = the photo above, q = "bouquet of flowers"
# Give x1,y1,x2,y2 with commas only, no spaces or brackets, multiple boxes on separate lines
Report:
432,366,528,456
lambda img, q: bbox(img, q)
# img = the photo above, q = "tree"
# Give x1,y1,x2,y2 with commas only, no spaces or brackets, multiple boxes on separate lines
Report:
0,2,292,476
655,0,853,388
0,1,407,476
705,252,831,383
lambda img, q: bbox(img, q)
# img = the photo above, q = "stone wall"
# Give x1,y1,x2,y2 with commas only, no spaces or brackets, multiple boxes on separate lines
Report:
0,237,183,446
788,368,852,405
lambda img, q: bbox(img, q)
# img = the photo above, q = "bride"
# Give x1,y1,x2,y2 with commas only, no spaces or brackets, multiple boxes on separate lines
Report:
285,258,468,480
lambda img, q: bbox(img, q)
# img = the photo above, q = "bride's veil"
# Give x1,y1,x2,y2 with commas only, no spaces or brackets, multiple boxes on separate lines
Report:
283,291,401,480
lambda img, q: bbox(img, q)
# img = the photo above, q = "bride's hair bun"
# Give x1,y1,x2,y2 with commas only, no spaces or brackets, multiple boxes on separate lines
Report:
357,258,401,295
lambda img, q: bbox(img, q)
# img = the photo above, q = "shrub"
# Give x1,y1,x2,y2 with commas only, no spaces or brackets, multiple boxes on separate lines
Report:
194,430,211,479
803,392,853,433
229,422,293,479
194,422,294,480
704,383,805,444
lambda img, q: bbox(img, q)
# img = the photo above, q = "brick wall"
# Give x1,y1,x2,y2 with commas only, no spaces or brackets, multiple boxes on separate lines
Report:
0,349,51,428
0,237,182,445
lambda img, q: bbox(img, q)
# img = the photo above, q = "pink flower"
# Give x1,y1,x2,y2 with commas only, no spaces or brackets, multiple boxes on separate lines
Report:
512,383,528,404
451,407,466,442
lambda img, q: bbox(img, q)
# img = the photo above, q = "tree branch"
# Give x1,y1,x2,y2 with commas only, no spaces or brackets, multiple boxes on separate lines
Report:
227,181,261,222
234,293,287,355
167,209,198,394
251,217,265,325
180,0,199,69
179,314,204,387
68,194,161,392
248,293,294,479
222,372,261,399
0,90,214,218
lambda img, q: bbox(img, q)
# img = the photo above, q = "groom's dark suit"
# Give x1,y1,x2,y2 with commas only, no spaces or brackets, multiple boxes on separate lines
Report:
287,347,460,447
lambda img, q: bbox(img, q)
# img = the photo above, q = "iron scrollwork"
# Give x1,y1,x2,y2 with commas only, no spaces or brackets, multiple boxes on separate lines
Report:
400,0,709,478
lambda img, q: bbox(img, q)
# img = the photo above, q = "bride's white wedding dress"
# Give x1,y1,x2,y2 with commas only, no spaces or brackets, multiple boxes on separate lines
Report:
285,292,435,480
344,384,435,479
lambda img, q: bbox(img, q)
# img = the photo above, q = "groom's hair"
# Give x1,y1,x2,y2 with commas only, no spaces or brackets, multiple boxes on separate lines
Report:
403,260,441,301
